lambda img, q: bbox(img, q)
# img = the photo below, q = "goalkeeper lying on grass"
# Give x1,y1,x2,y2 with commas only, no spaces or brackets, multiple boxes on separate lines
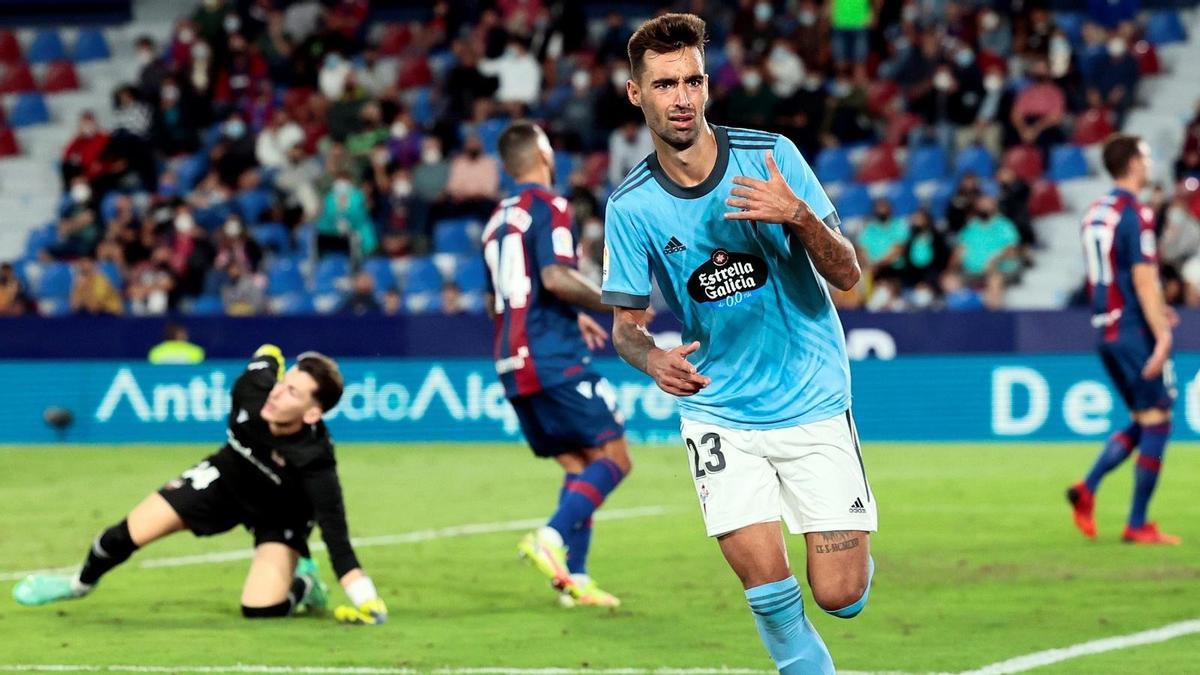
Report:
13,346,387,625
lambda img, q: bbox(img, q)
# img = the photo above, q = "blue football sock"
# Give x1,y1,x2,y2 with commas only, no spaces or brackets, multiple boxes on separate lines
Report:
1129,421,1170,528
825,556,875,619
548,458,624,540
554,472,592,575
745,577,835,675
1084,423,1141,493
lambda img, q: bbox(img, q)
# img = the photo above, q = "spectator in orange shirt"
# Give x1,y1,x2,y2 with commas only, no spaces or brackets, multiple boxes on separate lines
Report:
70,257,123,316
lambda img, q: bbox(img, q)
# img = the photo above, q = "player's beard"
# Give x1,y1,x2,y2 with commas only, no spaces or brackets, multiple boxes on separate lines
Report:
653,105,703,151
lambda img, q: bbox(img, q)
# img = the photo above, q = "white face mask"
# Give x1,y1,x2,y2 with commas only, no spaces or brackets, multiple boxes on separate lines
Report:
1108,39,1127,58
175,212,195,234
223,14,240,34
571,70,589,91
192,43,211,61
223,220,242,237
583,221,604,240
334,179,352,194
984,74,1004,91
391,122,408,138
981,12,1000,31
162,85,180,103
422,147,442,164
743,71,763,90
910,286,935,308
611,68,630,90
138,50,154,65
798,10,817,26
754,2,773,21
178,28,195,44
392,179,412,198
933,71,954,91
71,182,91,204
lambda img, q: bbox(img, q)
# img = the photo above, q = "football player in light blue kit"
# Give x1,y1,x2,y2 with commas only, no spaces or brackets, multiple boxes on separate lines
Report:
602,14,876,674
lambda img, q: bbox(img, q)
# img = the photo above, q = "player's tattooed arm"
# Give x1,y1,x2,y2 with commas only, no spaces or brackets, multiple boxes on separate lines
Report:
786,201,862,292
613,308,710,397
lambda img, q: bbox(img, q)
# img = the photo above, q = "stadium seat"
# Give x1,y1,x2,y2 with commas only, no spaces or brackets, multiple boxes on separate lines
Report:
906,145,947,183
1145,11,1187,45
1028,180,1064,217
1001,144,1044,182
834,183,872,220
97,260,122,289
866,79,899,116
177,153,208,192
377,23,411,55
192,203,232,231
1054,12,1085,48
453,255,488,293
977,50,1006,76
475,117,507,156
410,87,434,126
26,30,66,64
1133,40,1160,76
36,261,72,299
926,179,956,219
234,188,272,224
433,218,479,255
190,295,224,316
8,92,50,127
404,291,441,314
0,62,36,93
39,60,80,93
312,292,344,314
883,182,919,217
70,29,110,62
363,256,398,292
883,111,921,146
954,145,995,179
1072,108,1114,146
270,293,315,315
266,258,306,295
314,256,350,293
0,30,20,64
815,147,854,184
856,145,901,183
0,127,18,157
250,222,290,253
23,222,56,258
1048,145,1089,182
402,256,443,294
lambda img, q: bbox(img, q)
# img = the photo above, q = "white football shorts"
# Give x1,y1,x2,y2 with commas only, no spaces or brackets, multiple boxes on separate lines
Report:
680,411,878,537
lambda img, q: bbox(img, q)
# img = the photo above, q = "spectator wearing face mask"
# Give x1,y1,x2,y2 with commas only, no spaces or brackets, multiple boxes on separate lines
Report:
339,272,381,316
386,110,423,168
792,0,830,74
996,167,1035,250
858,199,911,286
901,209,950,292
409,137,451,237
977,10,1012,57
61,111,110,191
724,64,777,131
947,172,983,234
47,177,100,260
220,261,266,316
135,36,172,102
823,66,873,145
212,113,259,188
444,135,500,221
153,76,201,156
608,120,654,189
1086,36,1140,127
346,101,389,161
956,65,1008,157
317,172,378,260
777,72,827,160
69,257,123,316
214,216,263,274
952,195,1021,286
1008,58,1066,160
169,207,216,300
127,245,177,315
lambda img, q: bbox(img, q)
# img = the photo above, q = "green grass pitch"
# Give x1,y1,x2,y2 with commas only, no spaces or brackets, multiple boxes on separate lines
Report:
1,442,1197,673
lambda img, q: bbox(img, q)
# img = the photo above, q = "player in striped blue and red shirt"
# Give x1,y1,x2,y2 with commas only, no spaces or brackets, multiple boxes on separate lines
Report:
1068,134,1180,545
482,121,632,607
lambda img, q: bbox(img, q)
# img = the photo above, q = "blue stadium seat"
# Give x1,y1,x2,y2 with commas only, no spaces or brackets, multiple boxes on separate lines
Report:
906,146,947,183
363,256,397,292
834,184,872,220
403,256,443,294
97,260,122,289
314,255,350,293
458,290,486,314
8,92,50,127
272,293,315,315
99,191,124,224
192,202,232,231
24,222,57,257
36,261,72,299
177,153,208,192
1054,12,1085,48
883,182,919,217
404,291,442,314
189,295,224,316
454,255,488,293
266,258,305,295
71,29,110,62
410,87,434,126
250,222,291,253
555,153,574,188
476,118,508,155
1146,11,1187,45
235,189,272,225
26,30,66,64
294,222,316,259
954,145,995,180
816,147,854,184
433,218,478,255
313,292,345,314
1048,145,1089,182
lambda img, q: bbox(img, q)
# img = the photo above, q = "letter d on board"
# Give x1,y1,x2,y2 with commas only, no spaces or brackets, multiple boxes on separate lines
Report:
992,367,1049,436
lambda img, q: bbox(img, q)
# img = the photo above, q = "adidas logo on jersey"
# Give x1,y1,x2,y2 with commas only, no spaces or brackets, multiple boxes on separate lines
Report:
664,237,687,254
849,498,867,514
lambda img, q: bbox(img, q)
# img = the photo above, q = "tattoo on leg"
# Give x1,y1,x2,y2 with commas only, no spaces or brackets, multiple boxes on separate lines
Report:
814,531,860,554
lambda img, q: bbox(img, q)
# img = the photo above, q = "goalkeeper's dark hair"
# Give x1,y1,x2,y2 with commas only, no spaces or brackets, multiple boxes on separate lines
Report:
627,13,707,80
296,351,343,412
497,120,544,177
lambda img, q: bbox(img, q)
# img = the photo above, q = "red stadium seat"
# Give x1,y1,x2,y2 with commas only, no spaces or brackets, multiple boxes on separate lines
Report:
1072,108,1115,146
977,50,1007,76
1028,179,1064,217
855,144,902,183
39,60,79,93
1002,144,1044,181
883,111,921,146
1134,40,1161,76
866,79,899,116
282,87,314,115
0,30,20,64
397,55,433,89
377,23,411,56
0,127,18,157
0,62,36,93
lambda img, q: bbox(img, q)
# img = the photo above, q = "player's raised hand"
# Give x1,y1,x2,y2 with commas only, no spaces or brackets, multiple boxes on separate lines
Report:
725,151,811,225
577,313,609,351
647,341,711,397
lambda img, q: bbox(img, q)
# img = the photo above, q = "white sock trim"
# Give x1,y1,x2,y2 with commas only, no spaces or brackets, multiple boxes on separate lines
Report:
537,526,564,548
345,576,378,607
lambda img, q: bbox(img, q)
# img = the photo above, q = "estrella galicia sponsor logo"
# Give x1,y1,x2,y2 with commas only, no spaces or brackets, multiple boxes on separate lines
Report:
686,249,769,303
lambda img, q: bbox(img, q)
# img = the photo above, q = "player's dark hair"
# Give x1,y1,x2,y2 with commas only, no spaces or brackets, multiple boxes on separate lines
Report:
164,323,187,341
296,351,344,412
627,13,707,80
497,120,544,177
1102,133,1143,179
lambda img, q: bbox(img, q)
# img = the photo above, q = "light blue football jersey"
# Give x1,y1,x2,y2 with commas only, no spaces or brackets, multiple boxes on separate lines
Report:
601,125,851,429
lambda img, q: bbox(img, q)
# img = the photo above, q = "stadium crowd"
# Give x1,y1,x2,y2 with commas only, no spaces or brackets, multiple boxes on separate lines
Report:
1,0,1199,318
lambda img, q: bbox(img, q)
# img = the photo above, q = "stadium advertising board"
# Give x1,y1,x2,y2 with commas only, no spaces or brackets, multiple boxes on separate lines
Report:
1,355,1198,444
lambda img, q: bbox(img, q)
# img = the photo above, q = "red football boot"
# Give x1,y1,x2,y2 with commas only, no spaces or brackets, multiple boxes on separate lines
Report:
1121,522,1181,545
1066,482,1097,539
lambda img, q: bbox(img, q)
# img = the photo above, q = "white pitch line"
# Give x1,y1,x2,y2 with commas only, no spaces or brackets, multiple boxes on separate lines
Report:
959,618,1200,674
0,667,794,675
0,506,669,582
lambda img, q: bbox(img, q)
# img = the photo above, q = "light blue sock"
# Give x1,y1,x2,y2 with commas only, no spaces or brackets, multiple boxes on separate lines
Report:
745,577,835,675
826,556,875,619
